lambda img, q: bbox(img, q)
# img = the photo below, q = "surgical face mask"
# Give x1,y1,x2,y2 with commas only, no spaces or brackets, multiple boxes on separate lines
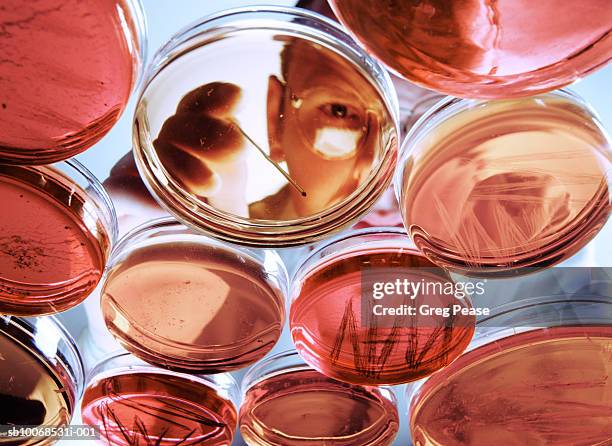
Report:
312,126,362,159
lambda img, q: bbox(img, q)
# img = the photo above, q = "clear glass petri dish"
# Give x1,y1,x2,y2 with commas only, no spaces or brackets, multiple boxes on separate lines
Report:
329,0,612,99
239,350,399,446
0,0,147,165
406,293,612,446
81,351,239,446
0,160,117,315
396,89,612,276
133,6,399,247
290,227,476,386
100,217,288,374
0,315,84,445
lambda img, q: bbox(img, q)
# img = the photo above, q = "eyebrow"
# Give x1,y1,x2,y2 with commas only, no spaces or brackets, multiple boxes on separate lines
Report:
285,83,371,108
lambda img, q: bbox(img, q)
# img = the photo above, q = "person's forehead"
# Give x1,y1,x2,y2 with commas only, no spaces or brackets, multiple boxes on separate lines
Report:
283,41,367,90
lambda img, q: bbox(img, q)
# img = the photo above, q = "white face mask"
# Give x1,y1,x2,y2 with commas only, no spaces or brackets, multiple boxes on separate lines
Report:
312,127,362,159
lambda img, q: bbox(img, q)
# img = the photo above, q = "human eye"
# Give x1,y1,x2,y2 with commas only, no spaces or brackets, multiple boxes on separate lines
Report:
319,103,363,126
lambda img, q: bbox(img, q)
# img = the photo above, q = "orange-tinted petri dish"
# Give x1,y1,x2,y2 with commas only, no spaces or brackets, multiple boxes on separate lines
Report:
240,351,399,446
397,90,612,276
408,294,612,446
410,326,612,446
290,228,475,386
134,7,398,247
0,161,115,315
81,352,238,446
0,0,146,164
330,0,612,98
101,218,287,374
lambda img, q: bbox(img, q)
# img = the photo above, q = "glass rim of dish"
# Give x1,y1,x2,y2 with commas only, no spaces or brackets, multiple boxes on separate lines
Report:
0,159,118,314
240,350,313,399
104,215,289,295
472,292,612,344
84,349,241,406
132,5,400,247
290,226,419,297
394,87,612,198
98,216,290,366
125,0,149,93
404,294,612,403
64,158,120,247
2,158,119,244
240,349,398,402
0,314,86,403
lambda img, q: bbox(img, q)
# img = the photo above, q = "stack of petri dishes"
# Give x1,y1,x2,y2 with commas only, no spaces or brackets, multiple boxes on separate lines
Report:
1,1,146,444
1,1,611,446
325,1,612,445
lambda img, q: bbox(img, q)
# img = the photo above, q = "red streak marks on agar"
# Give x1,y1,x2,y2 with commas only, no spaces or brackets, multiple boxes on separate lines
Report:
0,165,107,315
0,0,139,163
411,326,612,446
291,248,475,385
401,95,612,274
240,369,399,445
82,372,237,446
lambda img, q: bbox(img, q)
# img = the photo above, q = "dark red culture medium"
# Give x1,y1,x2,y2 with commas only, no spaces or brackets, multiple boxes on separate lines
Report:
82,372,237,446
0,164,110,315
0,0,141,164
291,236,476,386
329,0,612,98
410,326,612,446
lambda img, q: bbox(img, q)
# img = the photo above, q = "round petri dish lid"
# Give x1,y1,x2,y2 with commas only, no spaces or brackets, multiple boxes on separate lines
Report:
0,315,84,442
394,90,612,275
0,0,147,165
133,6,399,247
99,218,288,374
239,351,399,446
0,160,117,315
329,0,612,99
289,227,476,386
81,352,239,446
405,295,612,446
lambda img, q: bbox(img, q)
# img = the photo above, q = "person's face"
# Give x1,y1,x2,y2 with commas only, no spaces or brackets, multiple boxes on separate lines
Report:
267,40,385,215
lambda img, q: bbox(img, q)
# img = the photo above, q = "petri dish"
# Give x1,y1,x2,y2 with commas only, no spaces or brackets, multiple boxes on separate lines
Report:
0,0,147,164
329,0,612,98
133,6,399,247
0,315,84,445
290,227,475,386
100,217,287,373
396,90,612,276
407,294,612,446
239,351,399,446
81,351,238,446
0,160,117,315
